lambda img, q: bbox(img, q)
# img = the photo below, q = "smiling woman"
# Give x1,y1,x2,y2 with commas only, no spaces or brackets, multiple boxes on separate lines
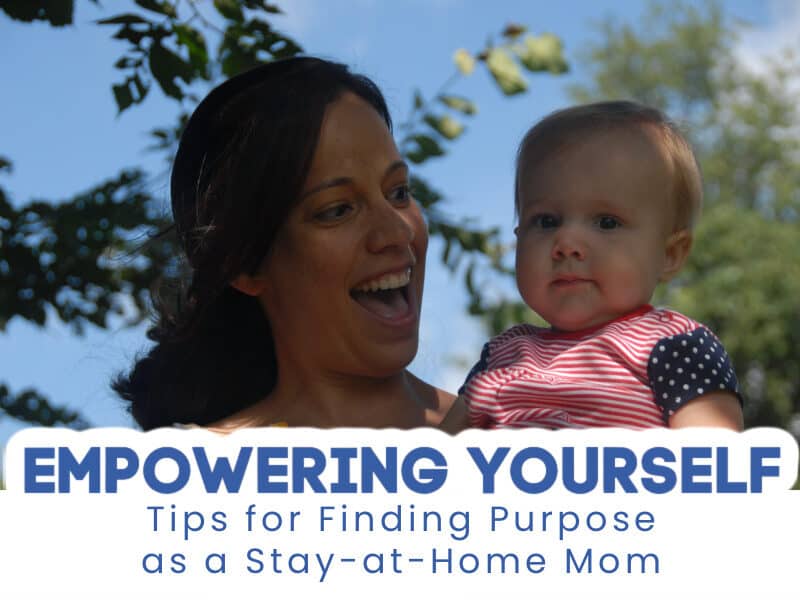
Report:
113,57,455,430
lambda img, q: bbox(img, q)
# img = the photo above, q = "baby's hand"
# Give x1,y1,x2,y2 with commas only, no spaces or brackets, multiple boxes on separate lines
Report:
439,396,470,434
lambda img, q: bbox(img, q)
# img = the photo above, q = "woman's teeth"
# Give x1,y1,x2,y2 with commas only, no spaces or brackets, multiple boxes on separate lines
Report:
354,269,411,293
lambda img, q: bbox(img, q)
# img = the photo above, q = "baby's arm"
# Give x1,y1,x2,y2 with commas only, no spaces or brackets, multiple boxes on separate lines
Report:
439,395,470,434
668,391,743,430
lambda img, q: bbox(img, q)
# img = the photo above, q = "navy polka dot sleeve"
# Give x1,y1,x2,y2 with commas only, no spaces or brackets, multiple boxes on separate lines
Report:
647,326,741,421
459,342,491,396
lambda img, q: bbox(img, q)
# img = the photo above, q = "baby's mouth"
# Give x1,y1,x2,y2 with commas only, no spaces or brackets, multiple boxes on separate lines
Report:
350,269,412,320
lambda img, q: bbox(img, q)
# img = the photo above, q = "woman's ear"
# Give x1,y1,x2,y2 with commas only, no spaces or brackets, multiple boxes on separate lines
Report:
660,229,693,282
230,273,268,297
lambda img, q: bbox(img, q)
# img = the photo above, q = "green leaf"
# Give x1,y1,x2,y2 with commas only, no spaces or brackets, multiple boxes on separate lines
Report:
112,82,134,113
113,56,141,69
174,24,210,73
109,23,150,46
413,89,424,110
134,0,177,18
438,94,477,115
486,48,528,95
465,262,476,295
404,135,446,164
502,23,528,39
514,33,569,74
453,48,476,75
424,114,465,140
409,175,442,209
131,73,149,102
214,0,244,22
148,41,195,100
96,14,151,26
0,0,74,26
242,0,283,12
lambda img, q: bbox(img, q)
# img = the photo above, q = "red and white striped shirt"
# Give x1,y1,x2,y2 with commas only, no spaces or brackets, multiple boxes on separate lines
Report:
461,305,740,429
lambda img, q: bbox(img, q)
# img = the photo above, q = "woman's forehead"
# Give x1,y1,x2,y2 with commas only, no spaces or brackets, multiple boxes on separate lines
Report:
305,93,400,182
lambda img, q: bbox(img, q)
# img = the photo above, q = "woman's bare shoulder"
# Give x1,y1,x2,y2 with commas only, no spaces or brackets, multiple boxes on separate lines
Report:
406,371,457,426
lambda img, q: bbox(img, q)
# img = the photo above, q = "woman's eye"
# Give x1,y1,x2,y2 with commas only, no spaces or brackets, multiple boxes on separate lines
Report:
388,184,411,206
596,215,621,230
315,203,352,222
531,214,560,229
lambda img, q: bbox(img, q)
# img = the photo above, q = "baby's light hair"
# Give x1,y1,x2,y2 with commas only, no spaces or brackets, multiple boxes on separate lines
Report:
515,100,703,231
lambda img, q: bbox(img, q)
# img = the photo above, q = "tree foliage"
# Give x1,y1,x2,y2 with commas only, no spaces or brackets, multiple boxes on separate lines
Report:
0,0,568,428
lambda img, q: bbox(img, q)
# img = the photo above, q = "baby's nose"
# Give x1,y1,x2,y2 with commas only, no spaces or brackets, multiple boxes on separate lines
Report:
551,227,586,260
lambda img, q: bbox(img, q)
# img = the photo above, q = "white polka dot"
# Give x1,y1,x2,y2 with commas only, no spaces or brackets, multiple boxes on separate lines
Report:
703,331,709,337
705,378,711,384
684,357,691,363
673,351,678,358
704,354,710,360
669,380,675,386
697,388,704,394
658,376,664,382
652,357,658,364
683,384,689,390
719,383,725,389
699,338,705,344
677,368,684,374
681,340,687,346
692,347,698,354
662,393,668,399
659,345,666,352
675,396,682,403
698,364,704,369
691,373,697,379
712,369,718,375
665,363,671,369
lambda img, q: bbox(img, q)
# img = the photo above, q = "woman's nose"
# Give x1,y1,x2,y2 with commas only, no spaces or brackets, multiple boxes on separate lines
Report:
366,199,415,253
551,226,586,261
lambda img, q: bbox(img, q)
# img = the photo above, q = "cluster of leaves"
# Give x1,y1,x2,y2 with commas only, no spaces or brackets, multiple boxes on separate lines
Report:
0,1,569,429
99,0,299,113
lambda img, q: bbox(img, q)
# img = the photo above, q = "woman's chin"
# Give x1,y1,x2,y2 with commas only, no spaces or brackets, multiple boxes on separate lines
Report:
357,339,420,378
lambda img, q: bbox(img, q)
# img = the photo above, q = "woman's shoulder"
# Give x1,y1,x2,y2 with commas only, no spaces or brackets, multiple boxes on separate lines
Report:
406,371,457,426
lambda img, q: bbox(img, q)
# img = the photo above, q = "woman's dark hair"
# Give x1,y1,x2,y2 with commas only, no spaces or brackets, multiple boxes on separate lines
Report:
113,57,392,430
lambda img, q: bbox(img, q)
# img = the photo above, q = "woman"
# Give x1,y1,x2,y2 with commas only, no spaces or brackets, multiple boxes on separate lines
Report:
114,57,456,430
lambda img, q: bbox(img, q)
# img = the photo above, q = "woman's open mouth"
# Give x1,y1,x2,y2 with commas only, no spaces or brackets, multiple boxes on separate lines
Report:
350,268,414,322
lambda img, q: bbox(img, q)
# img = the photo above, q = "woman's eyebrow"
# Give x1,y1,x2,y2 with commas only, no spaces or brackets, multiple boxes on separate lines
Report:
384,160,408,178
300,160,409,200
300,176,351,200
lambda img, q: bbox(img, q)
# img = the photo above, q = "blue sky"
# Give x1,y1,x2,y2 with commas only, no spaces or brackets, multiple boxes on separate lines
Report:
0,0,793,447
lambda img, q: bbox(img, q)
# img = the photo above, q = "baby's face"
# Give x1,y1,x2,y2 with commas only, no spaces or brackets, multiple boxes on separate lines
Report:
515,126,678,332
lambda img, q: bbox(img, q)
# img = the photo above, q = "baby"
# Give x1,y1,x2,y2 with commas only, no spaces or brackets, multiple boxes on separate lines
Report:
444,101,743,431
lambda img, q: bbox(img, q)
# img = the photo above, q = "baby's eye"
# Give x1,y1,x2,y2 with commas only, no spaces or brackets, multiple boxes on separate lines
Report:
531,214,560,229
315,203,353,222
388,184,411,206
596,215,621,230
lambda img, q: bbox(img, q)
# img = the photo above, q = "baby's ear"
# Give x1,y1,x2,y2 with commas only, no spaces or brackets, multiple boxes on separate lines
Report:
660,229,693,282
230,273,268,297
